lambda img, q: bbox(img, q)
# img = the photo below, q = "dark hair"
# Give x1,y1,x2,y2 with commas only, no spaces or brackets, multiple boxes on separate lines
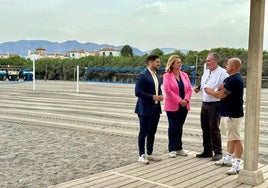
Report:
146,54,159,64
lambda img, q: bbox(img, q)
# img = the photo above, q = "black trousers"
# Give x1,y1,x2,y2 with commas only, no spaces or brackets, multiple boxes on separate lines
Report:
200,102,222,154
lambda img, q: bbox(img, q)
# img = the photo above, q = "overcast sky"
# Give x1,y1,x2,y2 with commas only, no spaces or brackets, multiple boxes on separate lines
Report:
0,0,267,51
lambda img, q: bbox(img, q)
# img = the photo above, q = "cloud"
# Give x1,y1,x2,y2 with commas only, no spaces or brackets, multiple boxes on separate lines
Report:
58,27,77,35
0,0,23,3
0,0,267,50
139,1,168,16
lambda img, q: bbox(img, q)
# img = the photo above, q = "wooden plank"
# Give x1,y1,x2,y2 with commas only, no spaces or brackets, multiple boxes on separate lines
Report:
87,176,132,188
205,164,268,188
107,179,141,187
236,165,268,188
49,172,112,188
152,158,216,183
228,164,267,188
140,157,202,179
223,179,252,188
190,164,246,188
109,171,174,188
171,167,228,187
116,155,192,176
109,163,141,174
143,157,211,181
254,183,268,188
67,173,121,188
169,163,231,187
116,151,197,175
205,174,244,188
187,173,240,188
20,151,268,188
134,183,160,188
45,127,268,188
116,181,149,188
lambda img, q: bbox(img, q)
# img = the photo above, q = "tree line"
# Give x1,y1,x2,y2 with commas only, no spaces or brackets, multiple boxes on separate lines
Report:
0,46,268,86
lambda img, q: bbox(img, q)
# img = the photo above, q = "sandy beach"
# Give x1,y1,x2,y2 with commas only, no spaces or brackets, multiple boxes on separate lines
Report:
0,81,267,188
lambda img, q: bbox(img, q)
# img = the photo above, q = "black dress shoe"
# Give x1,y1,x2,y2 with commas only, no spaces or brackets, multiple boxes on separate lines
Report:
211,153,222,161
196,152,213,158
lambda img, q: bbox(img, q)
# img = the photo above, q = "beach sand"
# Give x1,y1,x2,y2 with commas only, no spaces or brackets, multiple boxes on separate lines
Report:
1,122,204,188
0,81,267,187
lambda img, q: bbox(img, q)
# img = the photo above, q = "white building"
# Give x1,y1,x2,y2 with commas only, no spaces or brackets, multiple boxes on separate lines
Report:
67,50,87,59
23,47,119,60
46,53,67,59
0,53,18,59
99,47,120,56
26,48,46,60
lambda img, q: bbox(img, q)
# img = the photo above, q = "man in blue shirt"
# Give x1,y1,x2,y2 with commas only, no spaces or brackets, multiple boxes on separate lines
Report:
204,57,244,175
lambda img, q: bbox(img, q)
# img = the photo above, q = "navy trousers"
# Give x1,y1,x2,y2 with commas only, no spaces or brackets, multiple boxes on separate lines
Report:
166,106,188,152
138,107,160,156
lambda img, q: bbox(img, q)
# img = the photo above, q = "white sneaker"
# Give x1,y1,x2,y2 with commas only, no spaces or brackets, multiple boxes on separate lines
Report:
215,157,232,167
169,151,177,158
226,164,240,175
147,155,162,162
138,154,149,164
176,150,188,156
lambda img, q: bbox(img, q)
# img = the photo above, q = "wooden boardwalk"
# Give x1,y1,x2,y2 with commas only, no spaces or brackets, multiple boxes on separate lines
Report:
50,151,268,188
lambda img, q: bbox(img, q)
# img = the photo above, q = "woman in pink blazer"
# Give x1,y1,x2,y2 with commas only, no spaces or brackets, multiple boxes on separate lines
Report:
163,55,192,158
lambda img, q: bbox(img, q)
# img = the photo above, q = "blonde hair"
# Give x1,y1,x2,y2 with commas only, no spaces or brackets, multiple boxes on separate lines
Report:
165,55,180,73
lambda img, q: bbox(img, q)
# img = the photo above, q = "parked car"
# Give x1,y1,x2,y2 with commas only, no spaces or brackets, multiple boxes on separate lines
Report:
0,70,7,81
8,70,20,81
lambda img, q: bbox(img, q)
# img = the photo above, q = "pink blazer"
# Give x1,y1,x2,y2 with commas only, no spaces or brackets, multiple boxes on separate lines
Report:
163,71,192,111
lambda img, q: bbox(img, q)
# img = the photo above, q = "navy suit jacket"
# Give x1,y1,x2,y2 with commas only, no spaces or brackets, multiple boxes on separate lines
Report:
135,68,162,116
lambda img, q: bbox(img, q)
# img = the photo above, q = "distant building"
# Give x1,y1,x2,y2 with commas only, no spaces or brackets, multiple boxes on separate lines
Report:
0,53,18,59
88,51,99,56
67,49,100,58
35,48,46,56
26,48,47,60
46,53,67,59
99,47,120,56
22,47,119,60
67,50,87,59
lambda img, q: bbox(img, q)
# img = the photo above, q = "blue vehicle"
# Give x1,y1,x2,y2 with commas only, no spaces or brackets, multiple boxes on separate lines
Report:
21,68,33,81
0,70,7,81
0,65,22,81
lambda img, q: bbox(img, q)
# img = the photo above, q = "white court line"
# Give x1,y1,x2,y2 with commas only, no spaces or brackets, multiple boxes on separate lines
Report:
110,171,175,188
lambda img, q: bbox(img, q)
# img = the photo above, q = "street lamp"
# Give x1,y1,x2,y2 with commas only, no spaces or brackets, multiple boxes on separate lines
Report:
30,54,38,91
194,55,198,85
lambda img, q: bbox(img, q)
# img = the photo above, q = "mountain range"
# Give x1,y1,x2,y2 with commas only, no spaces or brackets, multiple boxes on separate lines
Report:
0,40,188,57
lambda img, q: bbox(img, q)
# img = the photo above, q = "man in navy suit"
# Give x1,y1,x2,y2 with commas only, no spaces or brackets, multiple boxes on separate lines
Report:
135,54,164,164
